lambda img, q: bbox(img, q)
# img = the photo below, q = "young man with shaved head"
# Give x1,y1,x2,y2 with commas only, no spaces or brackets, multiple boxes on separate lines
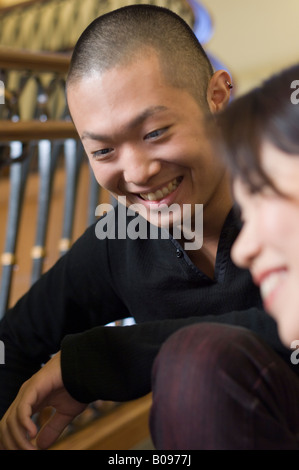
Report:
0,5,295,450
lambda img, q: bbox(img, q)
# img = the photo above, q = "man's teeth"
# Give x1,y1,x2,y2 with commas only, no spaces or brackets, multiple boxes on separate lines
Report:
260,271,286,301
140,178,180,201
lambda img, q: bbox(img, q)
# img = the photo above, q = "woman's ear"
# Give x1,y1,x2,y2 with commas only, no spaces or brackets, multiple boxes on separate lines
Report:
207,70,233,113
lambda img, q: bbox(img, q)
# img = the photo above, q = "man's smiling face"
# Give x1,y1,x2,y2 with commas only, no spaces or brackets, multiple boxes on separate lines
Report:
67,52,227,228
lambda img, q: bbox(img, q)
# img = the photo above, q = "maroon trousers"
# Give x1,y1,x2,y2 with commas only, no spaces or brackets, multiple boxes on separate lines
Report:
150,323,299,450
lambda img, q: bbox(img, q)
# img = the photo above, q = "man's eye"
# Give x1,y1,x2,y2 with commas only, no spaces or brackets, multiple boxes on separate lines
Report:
91,148,113,158
144,128,167,140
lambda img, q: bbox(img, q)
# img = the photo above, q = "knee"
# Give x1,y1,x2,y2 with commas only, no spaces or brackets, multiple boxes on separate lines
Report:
152,323,256,391
150,322,273,417
150,323,258,449
150,323,292,449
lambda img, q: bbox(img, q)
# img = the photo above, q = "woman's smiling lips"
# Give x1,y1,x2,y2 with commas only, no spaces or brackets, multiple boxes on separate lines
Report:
253,268,287,311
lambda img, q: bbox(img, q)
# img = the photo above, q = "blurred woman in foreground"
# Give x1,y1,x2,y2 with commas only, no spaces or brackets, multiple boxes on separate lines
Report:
216,63,299,347
152,64,299,450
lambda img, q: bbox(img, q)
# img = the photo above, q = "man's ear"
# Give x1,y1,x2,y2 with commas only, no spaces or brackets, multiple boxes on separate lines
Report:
206,70,233,113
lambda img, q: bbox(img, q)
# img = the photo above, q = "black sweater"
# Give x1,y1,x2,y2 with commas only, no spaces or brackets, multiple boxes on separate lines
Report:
0,206,293,414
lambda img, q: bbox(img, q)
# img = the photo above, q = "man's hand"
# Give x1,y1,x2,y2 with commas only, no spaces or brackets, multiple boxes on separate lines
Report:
0,351,87,450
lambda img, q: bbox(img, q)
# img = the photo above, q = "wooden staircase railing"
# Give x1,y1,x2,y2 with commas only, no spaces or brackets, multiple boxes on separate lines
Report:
0,0,194,53
0,45,77,312
0,119,75,140
0,46,70,72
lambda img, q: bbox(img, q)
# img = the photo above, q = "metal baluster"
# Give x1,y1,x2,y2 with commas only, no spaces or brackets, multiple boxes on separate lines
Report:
0,142,31,318
58,139,82,256
31,139,59,285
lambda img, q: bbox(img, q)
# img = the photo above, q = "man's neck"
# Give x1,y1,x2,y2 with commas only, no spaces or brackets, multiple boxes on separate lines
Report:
186,176,233,277
202,176,233,242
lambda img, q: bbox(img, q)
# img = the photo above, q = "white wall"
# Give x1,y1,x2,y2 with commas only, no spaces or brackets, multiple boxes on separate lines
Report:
200,0,299,95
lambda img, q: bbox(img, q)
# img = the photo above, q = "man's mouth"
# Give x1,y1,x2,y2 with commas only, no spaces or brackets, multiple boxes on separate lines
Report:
139,177,182,201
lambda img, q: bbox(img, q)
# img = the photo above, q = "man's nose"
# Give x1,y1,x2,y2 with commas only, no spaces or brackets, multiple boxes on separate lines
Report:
122,147,161,186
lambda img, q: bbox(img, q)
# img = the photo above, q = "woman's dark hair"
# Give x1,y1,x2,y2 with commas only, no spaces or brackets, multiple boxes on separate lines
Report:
214,63,299,192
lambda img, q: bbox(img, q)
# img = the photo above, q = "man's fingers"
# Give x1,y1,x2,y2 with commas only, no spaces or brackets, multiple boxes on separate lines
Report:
0,423,21,450
36,411,73,449
18,402,39,438
2,418,37,450
0,401,39,450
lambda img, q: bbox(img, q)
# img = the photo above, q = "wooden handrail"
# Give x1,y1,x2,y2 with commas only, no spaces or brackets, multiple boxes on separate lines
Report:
0,120,77,141
0,47,71,73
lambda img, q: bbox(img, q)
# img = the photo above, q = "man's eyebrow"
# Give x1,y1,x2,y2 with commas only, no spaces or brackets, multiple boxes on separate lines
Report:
81,105,169,141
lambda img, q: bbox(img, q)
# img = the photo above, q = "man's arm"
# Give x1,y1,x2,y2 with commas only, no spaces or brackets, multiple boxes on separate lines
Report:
0,223,127,418
61,307,294,404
